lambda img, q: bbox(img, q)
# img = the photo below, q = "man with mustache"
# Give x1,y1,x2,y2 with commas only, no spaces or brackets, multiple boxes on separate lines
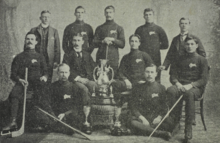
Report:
129,64,174,141
2,32,54,132
166,37,208,143
159,17,206,71
93,5,125,75
63,33,97,133
135,8,169,82
50,64,92,135
28,10,60,83
63,6,94,54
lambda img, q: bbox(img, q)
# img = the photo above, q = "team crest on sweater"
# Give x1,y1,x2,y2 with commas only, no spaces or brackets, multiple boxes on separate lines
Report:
81,31,87,36
149,31,156,35
110,30,117,35
64,94,71,99
189,63,197,68
136,59,142,63
152,93,159,98
31,59,37,63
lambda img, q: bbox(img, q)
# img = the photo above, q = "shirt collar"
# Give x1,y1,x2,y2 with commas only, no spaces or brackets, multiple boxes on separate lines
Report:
180,31,188,36
41,23,49,29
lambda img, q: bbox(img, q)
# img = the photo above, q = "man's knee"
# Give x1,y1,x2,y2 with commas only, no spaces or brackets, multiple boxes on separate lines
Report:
167,85,179,95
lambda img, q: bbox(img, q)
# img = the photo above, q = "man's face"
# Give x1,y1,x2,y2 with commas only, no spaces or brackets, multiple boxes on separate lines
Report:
25,34,37,49
144,66,157,82
75,8,85,21
105,8,115,20
72,36,84,51
40,12,51,25
144,11,154,23
179,19,190,33
58,66,70,81
130,36,140,50
185,39,198,53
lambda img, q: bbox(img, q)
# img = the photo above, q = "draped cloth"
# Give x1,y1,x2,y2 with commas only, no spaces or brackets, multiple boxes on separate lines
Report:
0,0,21,101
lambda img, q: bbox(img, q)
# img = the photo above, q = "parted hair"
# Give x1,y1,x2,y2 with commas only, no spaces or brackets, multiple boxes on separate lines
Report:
179,17,190,24
129,34,141,42
25,32,38,41
185,36,198,44
145,64,158,72
41,10,51,16
72,32,84,40
75,6,85,13
143,8,154,14
105,5,115,12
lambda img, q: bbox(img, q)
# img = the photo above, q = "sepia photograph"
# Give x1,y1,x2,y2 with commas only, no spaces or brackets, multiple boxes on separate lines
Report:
0,0,219,142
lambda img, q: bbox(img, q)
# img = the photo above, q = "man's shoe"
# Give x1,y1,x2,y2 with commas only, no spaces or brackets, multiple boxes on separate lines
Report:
82,124,92,135
2,117,17,131
185,124,192,140
192,120,196,126
154,130,172,141
110,126,122,136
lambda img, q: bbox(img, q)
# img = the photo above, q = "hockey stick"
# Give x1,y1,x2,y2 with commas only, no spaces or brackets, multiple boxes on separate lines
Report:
36,106,110,141
147,95,183,141
1,68,28,137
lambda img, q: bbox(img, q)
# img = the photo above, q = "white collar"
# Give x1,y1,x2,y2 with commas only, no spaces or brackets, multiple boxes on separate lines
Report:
41,23,49,28
180,31,188,36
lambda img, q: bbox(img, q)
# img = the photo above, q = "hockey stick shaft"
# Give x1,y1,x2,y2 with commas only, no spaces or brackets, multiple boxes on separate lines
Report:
12,68,28,137
147,95,183,141
35,106,92,140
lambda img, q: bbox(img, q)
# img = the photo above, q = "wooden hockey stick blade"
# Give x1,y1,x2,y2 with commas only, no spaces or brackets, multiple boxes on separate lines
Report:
147,95,183,141
36,106,110,141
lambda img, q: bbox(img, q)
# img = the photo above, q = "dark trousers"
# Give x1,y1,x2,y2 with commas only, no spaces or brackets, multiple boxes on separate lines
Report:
167,85,202,125
9,80,53,127
130,116,175,135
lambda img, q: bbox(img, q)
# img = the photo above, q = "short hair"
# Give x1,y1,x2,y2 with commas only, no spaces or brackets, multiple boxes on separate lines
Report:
129,34,141,42
25,32,37,41
75,6,85,13
57,63,70,72
41,10,51,16
145,64,158,72
72,32,84,40
179,17,190,24
143,8,154,15
105,5,115,12
184,36,198,44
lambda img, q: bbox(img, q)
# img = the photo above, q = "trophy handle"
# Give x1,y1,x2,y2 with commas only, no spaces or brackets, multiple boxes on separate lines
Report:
109,66,114,83
93,66,99,82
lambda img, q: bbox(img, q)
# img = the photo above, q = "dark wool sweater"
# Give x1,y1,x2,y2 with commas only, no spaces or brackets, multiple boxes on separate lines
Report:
93,20,125,69
135,22,169,66
130,81,168,122
170,53,208,88
118,49,153,84
11,49,48,82
51,80,80,114
62,20,94,53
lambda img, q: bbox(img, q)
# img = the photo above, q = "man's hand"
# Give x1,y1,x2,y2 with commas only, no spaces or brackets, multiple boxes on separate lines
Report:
102,37,114,45
78,77,89,84
158,66,165,71
152,115,162,125
40,76,47,82
124,79,132,89
175,82,185,92
58,113,65,121
19,79,28,86
183,84,193,91
139,115,149,126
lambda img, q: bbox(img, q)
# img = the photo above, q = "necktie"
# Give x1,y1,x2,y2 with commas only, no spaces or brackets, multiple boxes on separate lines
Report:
76,52,82,59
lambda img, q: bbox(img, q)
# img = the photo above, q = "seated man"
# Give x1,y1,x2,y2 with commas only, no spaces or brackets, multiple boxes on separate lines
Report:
111,34,153,93
50,63,91,134
2,32,54,132
167,36,208,143
63,33,97,96
129,64,174,141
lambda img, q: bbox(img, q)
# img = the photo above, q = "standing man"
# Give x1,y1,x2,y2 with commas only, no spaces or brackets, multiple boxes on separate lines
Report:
135,8,169,82
160,17,206,70
93,5,125,74
63,33,97,97
3,32,54,132
167,37,208,143
63,6,94,54
129,64,174,141
29,10,60,83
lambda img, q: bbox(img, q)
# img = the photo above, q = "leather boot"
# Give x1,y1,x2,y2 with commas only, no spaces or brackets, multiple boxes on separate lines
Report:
2,117,17,131
184,124,192,141
153,130,172,141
